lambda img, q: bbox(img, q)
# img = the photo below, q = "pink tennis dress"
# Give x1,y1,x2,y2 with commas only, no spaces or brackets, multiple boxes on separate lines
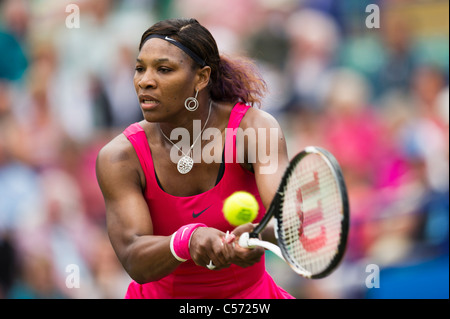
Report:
122,103,293,299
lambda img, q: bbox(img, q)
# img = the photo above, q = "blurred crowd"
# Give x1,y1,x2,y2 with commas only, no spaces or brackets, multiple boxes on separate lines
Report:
0,0,448,299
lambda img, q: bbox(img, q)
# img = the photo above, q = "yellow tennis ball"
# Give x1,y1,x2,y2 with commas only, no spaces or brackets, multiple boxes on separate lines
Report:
223,191,259,226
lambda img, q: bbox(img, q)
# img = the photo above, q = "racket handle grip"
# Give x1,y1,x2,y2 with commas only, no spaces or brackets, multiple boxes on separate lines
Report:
238,232,258,248
238,232,286,261
238,232,251,248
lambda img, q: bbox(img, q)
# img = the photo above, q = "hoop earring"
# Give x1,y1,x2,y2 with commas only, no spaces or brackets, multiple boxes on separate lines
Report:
185,90,199,112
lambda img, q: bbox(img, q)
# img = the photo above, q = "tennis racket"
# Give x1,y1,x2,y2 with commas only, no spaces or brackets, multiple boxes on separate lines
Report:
238,146,349,279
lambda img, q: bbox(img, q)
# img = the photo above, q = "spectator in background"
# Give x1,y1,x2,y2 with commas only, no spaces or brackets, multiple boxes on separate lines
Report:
14,42,69,171
400,66,449,250
375,18,418,97
318,68,387,261
284,9,340,113
0,81,43,234
245,0,293,115
0,0,29,81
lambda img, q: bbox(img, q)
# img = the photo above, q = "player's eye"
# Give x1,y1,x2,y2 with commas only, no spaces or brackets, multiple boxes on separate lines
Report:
158,67,172,74
135,65,144,73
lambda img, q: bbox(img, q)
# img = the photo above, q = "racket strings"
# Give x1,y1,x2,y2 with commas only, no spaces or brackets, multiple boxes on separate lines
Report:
279,153,344,277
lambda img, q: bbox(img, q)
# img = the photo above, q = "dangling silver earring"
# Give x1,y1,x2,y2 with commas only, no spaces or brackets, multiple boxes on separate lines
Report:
185,90,199,112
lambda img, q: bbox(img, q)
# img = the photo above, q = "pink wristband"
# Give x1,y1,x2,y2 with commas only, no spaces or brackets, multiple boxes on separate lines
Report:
170,223,206,262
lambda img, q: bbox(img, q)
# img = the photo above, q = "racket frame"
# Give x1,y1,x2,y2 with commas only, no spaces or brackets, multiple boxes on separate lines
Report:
245,146,350,279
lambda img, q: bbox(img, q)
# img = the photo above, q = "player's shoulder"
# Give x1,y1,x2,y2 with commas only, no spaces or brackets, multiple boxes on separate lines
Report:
241,105,282,130
96,129,136,167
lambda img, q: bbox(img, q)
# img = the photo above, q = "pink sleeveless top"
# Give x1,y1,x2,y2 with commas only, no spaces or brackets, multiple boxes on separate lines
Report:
123,103,293,299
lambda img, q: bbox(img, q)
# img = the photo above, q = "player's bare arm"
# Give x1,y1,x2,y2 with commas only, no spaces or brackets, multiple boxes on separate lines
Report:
245,108,289,240
97,134,235,281
96,135,183,283
229,108,290,265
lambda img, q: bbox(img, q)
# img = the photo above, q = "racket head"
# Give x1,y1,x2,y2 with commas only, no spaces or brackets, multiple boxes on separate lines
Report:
274,146,349,279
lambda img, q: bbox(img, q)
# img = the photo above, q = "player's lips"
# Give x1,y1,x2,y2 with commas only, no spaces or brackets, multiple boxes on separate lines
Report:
139,94,160,109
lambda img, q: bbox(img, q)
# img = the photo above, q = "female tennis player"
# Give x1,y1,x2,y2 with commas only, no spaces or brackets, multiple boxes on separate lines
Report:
96,18,293,299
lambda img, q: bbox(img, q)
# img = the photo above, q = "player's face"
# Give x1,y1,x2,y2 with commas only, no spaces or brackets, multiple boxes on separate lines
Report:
134,38,198,122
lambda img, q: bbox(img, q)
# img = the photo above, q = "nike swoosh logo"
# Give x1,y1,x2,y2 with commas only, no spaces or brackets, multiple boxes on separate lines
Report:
165,36,176,42
193,206,211,218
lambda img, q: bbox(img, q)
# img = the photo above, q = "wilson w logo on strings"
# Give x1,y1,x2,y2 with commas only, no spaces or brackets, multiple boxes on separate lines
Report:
297,172,327,252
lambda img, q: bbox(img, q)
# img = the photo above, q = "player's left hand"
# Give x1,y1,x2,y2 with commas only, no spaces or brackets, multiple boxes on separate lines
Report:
230,223,265,268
